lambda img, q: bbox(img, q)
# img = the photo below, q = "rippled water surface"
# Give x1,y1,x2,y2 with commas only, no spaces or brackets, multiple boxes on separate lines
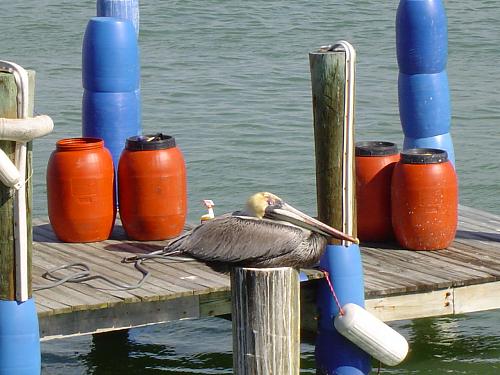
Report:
1,0,500,373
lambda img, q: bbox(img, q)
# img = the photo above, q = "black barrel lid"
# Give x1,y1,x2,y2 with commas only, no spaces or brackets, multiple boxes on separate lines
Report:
125,134,176,151
400,148,448,164
355,141,398,156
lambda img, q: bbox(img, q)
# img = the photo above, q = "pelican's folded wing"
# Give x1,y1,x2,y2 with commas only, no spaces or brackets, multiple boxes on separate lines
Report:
165,215,308,265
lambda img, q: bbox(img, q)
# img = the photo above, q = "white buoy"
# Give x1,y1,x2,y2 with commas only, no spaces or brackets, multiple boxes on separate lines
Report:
0,149,21,189
334,303,409,366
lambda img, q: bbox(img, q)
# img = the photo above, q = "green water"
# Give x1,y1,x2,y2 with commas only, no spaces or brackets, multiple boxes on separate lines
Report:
1,0,500,373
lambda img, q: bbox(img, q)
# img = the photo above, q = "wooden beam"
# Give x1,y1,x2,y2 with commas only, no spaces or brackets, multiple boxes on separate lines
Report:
199,290,231,317
39,295,201,341
365,281,500,322
365,288,453,322
453,280,500,314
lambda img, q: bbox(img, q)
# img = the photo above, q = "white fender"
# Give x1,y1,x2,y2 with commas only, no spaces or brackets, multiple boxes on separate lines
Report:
334,303,409,366
0,149,21,189
0,115,54,142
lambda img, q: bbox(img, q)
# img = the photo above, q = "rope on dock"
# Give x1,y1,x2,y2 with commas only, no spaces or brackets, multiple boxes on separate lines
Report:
33,249,197,292
34,260,150,291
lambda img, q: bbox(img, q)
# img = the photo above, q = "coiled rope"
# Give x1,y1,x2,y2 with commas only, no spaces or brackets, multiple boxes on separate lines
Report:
33,249,195,292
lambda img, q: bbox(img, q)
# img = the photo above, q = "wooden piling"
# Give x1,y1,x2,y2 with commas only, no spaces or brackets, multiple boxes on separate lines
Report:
309,43,371,374
309,46,357,242
0,71,35,300
231,267,300,375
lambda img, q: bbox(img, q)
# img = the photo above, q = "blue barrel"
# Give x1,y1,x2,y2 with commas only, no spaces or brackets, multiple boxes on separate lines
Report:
404,132,455,166
82,90,141,169
398,71,450,138
97,0,139,37
82,17,139,92
0,299,40,375
315,243,371,375
396,0,448,74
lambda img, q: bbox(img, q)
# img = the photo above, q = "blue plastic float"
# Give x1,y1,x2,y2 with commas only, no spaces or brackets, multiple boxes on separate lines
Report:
396,0,447,74
398,71,451,139
0,299,40,375
82,90,141,170
396,0,455,166
82,17,139,92
316,244,371,375
93,0,141,170
82,16,141,171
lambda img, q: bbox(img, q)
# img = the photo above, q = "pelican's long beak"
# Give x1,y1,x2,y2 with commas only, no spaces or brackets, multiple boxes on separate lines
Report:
266,202,359,244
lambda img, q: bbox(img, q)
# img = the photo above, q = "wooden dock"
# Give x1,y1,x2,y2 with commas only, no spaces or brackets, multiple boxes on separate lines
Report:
33,205,500,341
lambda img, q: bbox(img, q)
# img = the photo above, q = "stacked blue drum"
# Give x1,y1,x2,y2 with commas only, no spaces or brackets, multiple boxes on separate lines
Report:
396,0,455,165
82,15,141,172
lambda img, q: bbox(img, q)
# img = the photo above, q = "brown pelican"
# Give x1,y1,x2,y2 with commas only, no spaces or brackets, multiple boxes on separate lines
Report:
160,192,358,269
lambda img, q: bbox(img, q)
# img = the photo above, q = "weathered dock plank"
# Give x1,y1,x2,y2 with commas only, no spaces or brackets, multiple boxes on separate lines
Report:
365,288,454,321
33,206,500,340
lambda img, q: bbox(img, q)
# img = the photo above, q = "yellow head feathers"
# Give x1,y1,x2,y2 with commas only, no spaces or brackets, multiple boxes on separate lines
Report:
245,192,282,219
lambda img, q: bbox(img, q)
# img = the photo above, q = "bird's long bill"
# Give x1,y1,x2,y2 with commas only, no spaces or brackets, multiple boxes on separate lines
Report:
269,203,359,244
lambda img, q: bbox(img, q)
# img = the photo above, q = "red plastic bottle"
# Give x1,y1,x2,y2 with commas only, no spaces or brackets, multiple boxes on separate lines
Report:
391,148,458,250
118,134,187,240
46,138,115,242
356,141,400,242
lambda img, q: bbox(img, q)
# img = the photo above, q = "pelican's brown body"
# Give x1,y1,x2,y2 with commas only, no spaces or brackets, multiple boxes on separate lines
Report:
163,192,357,269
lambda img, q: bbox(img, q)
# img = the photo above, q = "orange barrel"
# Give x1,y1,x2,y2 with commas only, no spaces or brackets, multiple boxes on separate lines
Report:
46,138,115,242
118,134,187,240
391,148,458,250
355,141,400,242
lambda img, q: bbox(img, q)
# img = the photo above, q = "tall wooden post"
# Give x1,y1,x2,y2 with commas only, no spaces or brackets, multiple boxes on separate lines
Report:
0,68,40,374
309,43,371,374
309,46,356,243
0,71,34,301
231,267,300,375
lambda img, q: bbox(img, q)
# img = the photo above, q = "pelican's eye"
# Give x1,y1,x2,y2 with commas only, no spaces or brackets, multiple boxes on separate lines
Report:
264,194,279,206
265,195,283,208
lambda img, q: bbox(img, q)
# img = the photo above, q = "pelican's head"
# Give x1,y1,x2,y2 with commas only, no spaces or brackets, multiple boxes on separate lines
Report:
245,192,359,244
246,192,283,219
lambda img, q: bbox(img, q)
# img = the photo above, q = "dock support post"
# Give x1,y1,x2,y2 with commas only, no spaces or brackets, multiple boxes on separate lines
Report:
231,267,300,375
309,43,371,374
0,71,40,374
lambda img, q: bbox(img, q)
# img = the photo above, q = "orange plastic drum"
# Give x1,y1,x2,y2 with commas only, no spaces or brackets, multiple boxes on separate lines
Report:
46,138,115,242
391,148,458,250
118,134,187,240
356,141,400,242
